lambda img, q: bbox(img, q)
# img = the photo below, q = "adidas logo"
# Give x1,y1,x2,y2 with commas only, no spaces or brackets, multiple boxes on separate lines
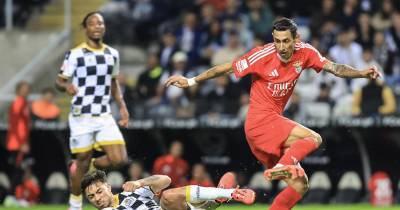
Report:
269,69,279,77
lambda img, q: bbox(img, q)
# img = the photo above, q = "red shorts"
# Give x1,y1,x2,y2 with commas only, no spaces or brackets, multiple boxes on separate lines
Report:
245,113,298,168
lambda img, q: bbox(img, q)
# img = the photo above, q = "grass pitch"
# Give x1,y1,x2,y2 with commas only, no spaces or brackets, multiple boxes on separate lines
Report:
1,204,400,210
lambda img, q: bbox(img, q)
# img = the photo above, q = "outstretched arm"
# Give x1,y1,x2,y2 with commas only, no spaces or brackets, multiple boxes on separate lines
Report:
122,175,171,193
322,61,380,79
165,63,233,88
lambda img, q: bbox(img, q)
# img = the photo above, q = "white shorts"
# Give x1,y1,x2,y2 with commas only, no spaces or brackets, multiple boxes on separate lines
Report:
68,114,125,154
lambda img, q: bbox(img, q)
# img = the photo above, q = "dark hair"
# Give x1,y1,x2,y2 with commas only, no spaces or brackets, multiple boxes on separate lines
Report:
81,170,107,193
81,11,102,28
272,18,298,38
15,80,29,93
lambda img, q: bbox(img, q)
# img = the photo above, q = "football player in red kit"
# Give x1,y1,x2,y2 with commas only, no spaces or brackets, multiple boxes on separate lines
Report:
165,18,380,210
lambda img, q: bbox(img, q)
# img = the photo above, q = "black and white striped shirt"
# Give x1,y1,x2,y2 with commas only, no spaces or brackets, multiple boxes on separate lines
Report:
59,42,119,116
103,187,161,210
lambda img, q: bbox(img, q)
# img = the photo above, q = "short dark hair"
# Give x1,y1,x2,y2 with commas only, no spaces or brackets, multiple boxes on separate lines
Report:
81,11,102,28
15,80,29,93
81,170,107,194
272,18,298,38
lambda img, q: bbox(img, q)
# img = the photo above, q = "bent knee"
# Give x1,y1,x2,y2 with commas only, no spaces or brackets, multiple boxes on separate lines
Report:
310,133,322,147
161,190,183,209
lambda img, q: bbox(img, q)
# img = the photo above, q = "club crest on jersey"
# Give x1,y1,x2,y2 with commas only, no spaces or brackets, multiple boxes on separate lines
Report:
122,197,136,206
292,61,303,74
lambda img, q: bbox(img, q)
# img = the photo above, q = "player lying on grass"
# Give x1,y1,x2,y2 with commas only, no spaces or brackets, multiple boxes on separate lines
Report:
81,170,255,210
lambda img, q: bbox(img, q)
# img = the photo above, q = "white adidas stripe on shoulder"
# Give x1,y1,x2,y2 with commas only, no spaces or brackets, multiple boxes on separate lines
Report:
249,47,275,63
249,49,276,65
248,44,274,61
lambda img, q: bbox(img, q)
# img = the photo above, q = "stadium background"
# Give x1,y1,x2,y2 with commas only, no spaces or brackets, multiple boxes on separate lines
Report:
1,0,400,209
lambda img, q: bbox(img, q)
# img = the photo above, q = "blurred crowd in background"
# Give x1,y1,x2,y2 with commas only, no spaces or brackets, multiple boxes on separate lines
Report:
2,0,400,122
99,0,400,121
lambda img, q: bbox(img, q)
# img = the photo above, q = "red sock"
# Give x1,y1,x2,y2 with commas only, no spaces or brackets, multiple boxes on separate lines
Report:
269,186,302,210
278,138,318,165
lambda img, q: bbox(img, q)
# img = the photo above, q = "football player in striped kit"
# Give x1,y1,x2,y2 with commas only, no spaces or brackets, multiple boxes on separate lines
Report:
81,170,255,210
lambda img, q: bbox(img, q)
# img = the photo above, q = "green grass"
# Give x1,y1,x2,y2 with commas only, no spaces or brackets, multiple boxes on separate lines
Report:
2,204,400,210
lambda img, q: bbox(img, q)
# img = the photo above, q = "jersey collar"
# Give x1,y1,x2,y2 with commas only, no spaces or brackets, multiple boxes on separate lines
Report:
81,42,106,52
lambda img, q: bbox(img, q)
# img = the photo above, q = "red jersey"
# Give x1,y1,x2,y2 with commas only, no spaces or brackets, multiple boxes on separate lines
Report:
152,154,189,187
232,42,327,123
6,96,30,151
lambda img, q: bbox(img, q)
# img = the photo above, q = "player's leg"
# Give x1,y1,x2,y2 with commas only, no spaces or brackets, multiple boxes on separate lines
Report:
93,115,128,169
160,185,255,210
262,120,318,210
69,151,93,210
98,144,128,168
159,187,187,210
280,124,322,164
269,174,308,210
264,123,321,180
68,132,95,210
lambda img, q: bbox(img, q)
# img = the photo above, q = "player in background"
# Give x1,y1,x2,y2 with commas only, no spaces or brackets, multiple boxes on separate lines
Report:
81,170,255,210
55,12,129,210
165,18,380,210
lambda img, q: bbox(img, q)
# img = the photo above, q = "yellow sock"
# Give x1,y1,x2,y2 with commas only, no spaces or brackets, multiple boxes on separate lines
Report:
88,158,96,173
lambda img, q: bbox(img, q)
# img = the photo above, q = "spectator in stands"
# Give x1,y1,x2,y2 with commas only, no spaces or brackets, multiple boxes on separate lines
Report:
159,30,180,70
219,0,243,22
337,0,360,28
199,19,224,66
31,87,60,122
318,20,340,54
111,72,136,119
352,47,383,92
127,160,148,181
159,51,193,117
188,163,214,187
371,0,395,31
211,30,245,66
202,75,241,116
312,70,349,102
6,81,31,195
386,12,400,58
352,79,396,116
244,0,274,39
236,18,254,50
137,53,164,102
329,28,363,69
315,83,336,109
372,31,396,76
153,140,189,188
355,12,375,48
198,3,218,32
175,11,202,67
310,0,338,36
